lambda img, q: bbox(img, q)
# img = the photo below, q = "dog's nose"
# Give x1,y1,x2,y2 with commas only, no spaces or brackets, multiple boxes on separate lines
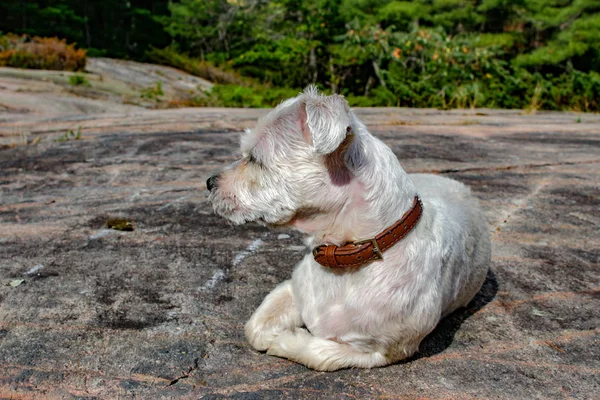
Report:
206,175,219,191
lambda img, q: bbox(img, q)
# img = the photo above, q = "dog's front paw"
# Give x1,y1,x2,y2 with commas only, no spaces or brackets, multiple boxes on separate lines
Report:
266,328,308,359
245,318,281,351
244,280,301,351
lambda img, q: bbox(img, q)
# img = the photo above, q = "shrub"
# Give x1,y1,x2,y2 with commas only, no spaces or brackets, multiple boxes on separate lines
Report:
338,27,600,111
69,73,90,86
0,34,87,71
147,47,245,85
147,46,302,108
140,81,164,100
347,87,398,107
190,85,300,108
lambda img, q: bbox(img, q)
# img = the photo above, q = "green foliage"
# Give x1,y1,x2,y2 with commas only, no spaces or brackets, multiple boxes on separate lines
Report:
515,12,600,71
159,0,256,60
473,33,517,49
377,1,429,30
192,85,300,108
56,126,82,142
2,0,600,110
147,47,245,85
378,29,516,108
0,0,170,60
140,82,164,100
69,73,90,86
347,87,399,106
151,0,600,110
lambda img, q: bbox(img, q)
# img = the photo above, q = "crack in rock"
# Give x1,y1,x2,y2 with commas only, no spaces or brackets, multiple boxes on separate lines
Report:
167,358,199,387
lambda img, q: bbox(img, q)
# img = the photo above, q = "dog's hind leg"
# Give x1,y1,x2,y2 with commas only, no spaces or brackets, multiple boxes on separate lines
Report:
267,328,389,371
245,280,302,351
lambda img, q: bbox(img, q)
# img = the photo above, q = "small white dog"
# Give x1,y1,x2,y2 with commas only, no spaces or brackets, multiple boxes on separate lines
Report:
207,86,491,371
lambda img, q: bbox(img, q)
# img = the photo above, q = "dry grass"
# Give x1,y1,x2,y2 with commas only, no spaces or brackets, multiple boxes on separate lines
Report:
0,127,42,150
0,34,87,72
387,120,420,126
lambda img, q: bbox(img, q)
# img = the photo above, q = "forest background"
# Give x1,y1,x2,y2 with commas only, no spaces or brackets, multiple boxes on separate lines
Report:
1,0,599,111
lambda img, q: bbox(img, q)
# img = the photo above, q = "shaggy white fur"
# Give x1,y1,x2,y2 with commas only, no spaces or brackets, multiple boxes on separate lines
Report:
208,86,491,371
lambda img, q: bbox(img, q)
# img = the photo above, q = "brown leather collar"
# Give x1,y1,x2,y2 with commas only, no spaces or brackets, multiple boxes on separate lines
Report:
312,196,423,269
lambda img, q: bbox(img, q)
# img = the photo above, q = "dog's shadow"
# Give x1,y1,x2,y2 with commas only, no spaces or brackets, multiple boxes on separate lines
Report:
408,269,498,361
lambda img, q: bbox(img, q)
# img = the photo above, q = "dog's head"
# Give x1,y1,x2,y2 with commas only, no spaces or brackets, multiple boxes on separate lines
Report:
207,86,362,228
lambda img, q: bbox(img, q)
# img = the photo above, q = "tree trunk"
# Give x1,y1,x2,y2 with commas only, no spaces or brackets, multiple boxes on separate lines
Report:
83,0,91,48
365,76,374,96
310,47,318,84
372,59,386,89
329,59,337,93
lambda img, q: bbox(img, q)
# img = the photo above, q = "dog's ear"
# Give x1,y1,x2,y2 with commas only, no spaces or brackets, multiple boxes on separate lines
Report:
300,91,353,155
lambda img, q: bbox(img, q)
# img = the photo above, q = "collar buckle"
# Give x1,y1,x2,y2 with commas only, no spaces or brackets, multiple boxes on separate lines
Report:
354,238,384,261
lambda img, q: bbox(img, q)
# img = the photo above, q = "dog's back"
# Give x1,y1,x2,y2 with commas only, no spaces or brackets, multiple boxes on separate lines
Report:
409,173,491,316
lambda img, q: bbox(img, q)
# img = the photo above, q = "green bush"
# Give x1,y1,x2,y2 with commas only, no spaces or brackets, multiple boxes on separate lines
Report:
154,0,600,111
148,46,301,108
68,73,90,86
147,47,245,85
192,85,300,108
347,87,398,107
3,0,600,111
337,28,600,111
140,81,164,100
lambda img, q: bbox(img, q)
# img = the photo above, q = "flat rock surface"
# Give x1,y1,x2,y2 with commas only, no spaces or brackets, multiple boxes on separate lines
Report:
0,58,212,122
0,107,599,399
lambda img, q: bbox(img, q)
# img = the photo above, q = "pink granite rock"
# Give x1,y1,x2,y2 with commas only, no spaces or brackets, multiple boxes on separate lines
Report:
0,107,599,398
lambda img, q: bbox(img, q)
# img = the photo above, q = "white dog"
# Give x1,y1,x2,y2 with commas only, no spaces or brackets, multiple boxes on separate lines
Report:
207,86,491,371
